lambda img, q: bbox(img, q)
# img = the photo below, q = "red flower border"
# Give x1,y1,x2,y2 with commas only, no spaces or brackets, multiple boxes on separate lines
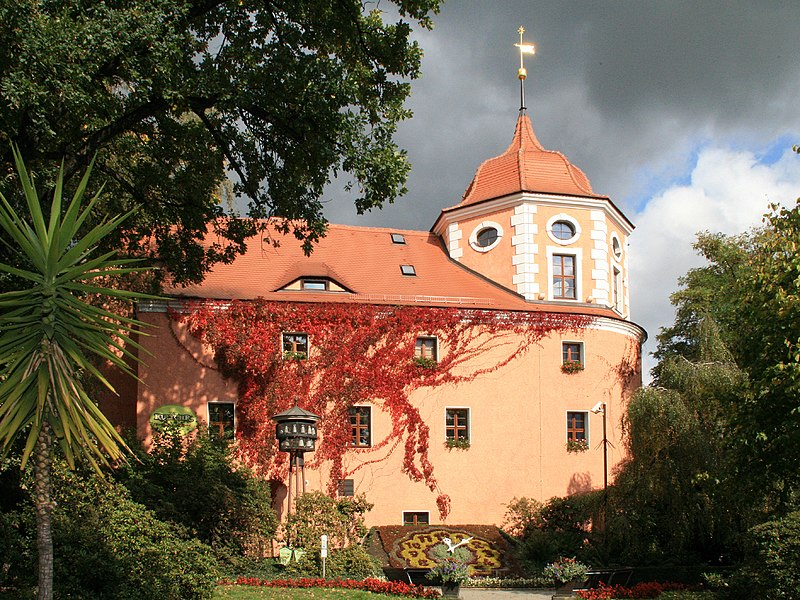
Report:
219,576,441,598
577,581,696,599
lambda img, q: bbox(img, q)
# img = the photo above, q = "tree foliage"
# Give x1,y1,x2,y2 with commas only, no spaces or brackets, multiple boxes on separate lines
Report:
115,426,278,556
0,149,153,599
655,200,800,509
0,460,218,600
0,0,440,285
612,192,800,569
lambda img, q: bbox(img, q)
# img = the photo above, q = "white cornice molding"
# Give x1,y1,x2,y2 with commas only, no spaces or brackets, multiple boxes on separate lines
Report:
433,192,634,237
588,316,647,342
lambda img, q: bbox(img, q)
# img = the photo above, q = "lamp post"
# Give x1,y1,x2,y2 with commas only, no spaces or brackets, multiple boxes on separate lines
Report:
591,401,608,492
271,402,320,516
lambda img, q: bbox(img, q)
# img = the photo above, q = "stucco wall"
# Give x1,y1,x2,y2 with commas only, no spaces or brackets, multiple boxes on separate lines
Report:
135,310,640,527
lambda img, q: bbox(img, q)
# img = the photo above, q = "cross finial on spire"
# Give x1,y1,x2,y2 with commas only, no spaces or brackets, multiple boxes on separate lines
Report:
514,26,536,111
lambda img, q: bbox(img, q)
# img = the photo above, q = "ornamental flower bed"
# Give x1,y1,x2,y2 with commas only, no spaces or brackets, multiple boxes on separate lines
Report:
576,581,695,599
369,525,517,576
220,576,441,598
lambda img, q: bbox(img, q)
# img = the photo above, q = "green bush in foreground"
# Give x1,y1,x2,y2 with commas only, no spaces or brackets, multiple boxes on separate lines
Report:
725,510,800,599
117,427,278,557
0,464,220,600
54,466,219,599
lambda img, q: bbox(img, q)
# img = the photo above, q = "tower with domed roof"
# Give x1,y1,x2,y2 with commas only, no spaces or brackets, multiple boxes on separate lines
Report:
432,37,633,319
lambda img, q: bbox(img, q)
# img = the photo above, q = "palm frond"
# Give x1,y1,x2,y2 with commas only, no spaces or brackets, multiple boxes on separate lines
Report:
0,146,159,471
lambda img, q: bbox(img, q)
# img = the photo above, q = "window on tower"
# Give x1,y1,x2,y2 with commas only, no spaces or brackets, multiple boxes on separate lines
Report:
553,254,577,299
476,227,499,247
552,220,576,241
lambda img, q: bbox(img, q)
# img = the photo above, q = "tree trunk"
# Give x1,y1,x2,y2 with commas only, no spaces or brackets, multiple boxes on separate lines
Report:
33,422,54,600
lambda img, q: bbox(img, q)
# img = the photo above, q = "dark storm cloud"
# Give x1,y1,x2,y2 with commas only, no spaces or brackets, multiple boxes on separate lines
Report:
325,0,799,228
320,1,800,378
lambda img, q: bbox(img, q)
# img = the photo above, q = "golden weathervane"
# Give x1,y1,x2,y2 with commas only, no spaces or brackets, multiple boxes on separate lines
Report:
514,26,536,110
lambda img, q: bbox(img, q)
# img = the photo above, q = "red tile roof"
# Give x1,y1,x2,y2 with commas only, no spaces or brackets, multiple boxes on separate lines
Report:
165,221,621,319
458,111,604,207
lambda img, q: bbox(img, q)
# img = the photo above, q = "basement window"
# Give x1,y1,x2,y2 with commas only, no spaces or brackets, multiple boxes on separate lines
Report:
403,511,429,526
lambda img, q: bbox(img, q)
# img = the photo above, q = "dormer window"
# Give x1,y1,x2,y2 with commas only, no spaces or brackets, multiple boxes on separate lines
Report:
302,279,328,291
400,265,416,276
391,233,406,244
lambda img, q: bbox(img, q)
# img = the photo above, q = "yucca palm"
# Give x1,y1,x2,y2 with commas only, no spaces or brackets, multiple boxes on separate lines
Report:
0,147,152,600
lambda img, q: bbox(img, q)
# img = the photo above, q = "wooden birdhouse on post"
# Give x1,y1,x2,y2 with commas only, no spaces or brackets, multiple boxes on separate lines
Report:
271,403,320,516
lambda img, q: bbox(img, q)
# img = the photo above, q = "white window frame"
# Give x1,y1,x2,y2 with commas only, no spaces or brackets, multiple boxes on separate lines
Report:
547,246,583,301
468,220,504,253
546,213,581,245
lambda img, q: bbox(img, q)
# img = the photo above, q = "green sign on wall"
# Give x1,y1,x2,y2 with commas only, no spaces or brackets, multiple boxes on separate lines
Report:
149,404,197,435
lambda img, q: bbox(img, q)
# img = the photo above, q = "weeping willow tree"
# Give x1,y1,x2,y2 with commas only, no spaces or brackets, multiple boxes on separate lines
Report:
0,148,151,600
603,318,751,565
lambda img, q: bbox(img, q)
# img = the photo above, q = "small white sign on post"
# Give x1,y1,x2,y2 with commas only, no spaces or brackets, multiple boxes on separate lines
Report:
321,534,328,578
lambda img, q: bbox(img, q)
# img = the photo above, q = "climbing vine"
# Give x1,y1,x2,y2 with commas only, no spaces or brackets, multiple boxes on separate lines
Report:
175,300,592,518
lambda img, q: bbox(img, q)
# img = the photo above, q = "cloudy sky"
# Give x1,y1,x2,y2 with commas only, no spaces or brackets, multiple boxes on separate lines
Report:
322,1,800,379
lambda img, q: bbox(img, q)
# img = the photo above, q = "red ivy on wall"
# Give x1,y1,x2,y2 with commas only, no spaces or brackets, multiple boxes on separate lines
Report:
175,300,592,519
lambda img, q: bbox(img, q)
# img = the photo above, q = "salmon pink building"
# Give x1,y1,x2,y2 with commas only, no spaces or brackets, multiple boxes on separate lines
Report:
132,109,645,527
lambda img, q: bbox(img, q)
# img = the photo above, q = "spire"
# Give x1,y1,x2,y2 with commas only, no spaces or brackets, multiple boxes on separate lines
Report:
515,26,536,111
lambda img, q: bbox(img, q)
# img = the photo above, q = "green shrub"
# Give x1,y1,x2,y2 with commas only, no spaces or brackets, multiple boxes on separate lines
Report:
503,494,600,570
218,555,282,579
117,427,278,556
0,457,34,597
0,457,219,599
52,466,219,600
283,491,372,550
281,491,378,579
729,511,800,599
287,543,381,579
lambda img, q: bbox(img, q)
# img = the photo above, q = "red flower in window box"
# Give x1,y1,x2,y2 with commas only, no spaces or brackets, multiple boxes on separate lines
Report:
561,360,584,374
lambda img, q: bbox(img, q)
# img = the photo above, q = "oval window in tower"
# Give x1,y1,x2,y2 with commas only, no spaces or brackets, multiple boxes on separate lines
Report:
476,227,498,247
611,233,623,260
552,220,575,241
546,214,581,245
469,221,504,252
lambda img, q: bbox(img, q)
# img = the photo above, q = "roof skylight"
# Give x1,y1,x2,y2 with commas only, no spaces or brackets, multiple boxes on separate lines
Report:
391,233,406,244
400,265,416,276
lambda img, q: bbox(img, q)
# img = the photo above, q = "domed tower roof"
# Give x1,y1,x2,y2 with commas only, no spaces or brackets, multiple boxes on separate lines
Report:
459,111,603,207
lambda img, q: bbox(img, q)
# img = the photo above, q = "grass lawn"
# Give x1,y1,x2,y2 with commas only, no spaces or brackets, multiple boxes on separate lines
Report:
213,586,408,599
